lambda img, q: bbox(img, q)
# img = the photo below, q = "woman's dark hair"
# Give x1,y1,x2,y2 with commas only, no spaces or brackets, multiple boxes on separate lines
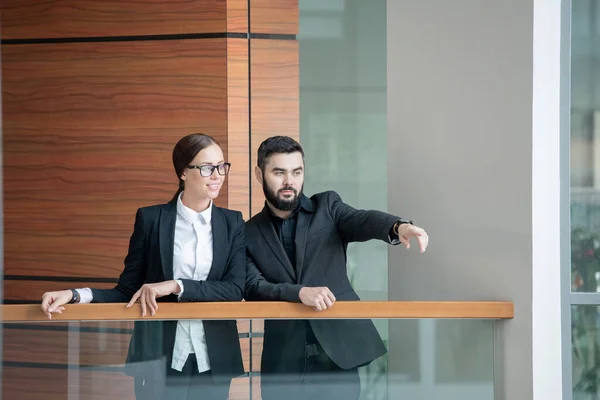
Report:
172,133,219,195
257,136,304,171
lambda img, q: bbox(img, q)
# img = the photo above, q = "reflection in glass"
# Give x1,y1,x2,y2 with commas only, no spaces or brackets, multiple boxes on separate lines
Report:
388,320,494,400
298,2,388,397
299,0,388,301
3,318,496,400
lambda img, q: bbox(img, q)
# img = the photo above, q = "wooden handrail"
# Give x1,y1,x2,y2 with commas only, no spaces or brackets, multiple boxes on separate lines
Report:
1,301,513,322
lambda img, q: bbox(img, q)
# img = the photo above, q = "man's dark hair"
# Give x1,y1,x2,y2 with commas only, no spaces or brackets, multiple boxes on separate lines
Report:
172,133,219,192
257,136,305,171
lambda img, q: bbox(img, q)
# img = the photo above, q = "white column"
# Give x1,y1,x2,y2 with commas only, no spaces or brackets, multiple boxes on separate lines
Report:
532,0,565,399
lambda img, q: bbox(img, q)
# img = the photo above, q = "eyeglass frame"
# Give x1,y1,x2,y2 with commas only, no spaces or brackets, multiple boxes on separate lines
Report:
186,162,231,177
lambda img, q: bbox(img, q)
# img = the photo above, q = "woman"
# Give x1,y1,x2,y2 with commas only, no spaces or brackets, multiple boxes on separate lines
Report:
40,133,245,400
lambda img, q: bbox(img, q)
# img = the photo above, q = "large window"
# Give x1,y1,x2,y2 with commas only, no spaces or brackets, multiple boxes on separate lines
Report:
298,1,388,398
571,0,600,398
299,0,388,301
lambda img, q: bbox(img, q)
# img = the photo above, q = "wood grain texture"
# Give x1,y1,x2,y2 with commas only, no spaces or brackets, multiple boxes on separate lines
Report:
230,377,252,400
250,39,299,215
3,280,115,302
227,0,248,33
3,368,252,400
250,0,298,34
3,39,229,279
3,328,130,366
1,0,229,39
226,39,250,219
3,367,135,400
4,327,257,372
237,318,264,334
1,302,516,322
240,337,261,372
3,329,255,398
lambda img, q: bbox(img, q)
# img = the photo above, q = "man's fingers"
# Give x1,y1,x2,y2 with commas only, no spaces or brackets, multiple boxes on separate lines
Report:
400,236,410,249
324,296,334,308
317,299,326,311
417,234,428,252
326,289,336,303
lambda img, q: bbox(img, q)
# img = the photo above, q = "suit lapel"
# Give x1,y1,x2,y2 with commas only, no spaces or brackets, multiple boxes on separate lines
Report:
295,210,314,280
207,206,227,281
255,209,296,281
159,200,177,281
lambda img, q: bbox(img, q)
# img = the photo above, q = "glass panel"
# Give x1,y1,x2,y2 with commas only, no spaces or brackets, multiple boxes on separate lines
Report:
389,319,494,400
3,318,495,400
572,305,600,399
298,0,388,301
571,0,600,292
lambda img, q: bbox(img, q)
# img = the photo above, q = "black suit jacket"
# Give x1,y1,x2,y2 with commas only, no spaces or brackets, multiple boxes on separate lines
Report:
91,197,245,382
245,191,400,372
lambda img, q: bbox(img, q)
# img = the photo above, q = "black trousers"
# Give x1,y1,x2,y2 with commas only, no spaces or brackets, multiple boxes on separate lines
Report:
134,354,231,400
261,341,361,400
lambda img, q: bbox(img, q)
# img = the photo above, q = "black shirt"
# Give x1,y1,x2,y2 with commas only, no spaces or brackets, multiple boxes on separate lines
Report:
267,194,313,272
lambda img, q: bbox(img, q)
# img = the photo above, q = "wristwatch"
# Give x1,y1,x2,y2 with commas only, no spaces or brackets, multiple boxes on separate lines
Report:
68,289,80,304
394,219,413,235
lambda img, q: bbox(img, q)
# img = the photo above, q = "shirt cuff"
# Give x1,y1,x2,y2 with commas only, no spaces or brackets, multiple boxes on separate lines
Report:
176,279,184,300
388,219,413,245
75,288,93,304
388,224,401,245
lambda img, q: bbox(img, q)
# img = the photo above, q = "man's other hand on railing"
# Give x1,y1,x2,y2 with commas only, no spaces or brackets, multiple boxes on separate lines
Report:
298,286,336,311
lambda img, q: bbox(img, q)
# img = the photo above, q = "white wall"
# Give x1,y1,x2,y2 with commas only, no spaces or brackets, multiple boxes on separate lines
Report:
386,1,563,399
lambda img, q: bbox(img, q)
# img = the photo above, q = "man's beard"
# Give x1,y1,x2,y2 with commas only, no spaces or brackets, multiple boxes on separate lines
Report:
263,180,303,212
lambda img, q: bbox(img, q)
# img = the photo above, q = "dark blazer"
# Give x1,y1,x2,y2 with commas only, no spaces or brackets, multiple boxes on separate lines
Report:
245,190,400,373
91,196,246,383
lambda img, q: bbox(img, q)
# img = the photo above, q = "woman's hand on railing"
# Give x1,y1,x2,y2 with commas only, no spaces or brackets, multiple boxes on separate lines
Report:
126,280,180,317
40,290,71,319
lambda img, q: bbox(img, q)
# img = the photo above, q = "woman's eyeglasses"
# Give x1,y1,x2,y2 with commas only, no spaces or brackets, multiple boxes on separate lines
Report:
186,162,231,177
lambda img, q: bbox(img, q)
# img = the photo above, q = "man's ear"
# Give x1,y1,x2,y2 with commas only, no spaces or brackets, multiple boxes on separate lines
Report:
255,166,263,184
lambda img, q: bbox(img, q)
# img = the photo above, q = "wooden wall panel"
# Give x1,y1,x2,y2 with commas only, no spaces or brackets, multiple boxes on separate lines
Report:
250,39,299,215
3,328,130,366
3,327,257,398
0,0,229,40
227,39,251,219
3,281,115,302
3,367,135,400
3,368,258,400
249,0,298,35
2,1,300,398
2,368,258,400
227,0,249,33
3,326,259,368
3,39,228,279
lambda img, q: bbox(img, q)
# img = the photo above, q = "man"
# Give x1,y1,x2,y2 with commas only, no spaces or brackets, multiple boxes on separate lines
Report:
245,136,428,400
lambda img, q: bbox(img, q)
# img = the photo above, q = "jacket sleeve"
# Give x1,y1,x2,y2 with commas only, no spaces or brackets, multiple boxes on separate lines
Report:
178,212,245,302
244,251,304,302
91,208,147,303
328,191,402,244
